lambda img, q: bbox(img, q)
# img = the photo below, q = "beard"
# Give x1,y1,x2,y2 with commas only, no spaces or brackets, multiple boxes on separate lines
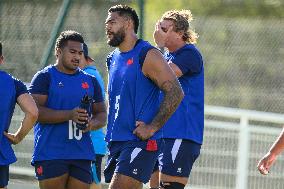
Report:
107,28,125,47
61,56,79,71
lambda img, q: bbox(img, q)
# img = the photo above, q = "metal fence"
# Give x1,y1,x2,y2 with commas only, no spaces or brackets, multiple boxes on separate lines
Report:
10,105,284,189
192,106,284,189
1,1,284,113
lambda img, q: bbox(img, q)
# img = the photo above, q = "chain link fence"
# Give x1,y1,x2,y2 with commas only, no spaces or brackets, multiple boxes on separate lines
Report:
1,1,284,113
197,17,284,113
0,0,131,82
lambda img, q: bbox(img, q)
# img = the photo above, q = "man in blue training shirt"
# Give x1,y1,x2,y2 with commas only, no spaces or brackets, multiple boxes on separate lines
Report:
80,43,107,189
104,5,184,189
0,42,38,189
29,31,107,189
149,10,204,189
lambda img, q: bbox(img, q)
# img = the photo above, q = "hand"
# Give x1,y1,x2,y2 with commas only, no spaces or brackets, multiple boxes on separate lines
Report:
4,132,22,145
257,152,277,175
133,121,156,140
82,118,98,133
153,21,173,48
70,107,89,125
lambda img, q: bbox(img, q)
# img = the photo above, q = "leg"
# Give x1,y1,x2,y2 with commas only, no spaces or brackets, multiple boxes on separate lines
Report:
160,179,186,189
159,139,201,188
90,183,102,189
149,170,159,188
105,141,162,189
160,173,188,185
68,160,92,189
66,176,90,189
108,173,142,189
39,173,69,189
34,160,69,189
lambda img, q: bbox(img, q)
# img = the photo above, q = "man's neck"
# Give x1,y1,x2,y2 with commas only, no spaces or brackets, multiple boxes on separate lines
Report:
118,33,138,52
55,63,77,75
168,41,186,53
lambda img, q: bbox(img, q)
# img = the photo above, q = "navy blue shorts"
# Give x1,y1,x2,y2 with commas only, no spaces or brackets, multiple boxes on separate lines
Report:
34,159,92,184
0,165,9,188
92,154,104,184
154,139,201,177
104,140,163,184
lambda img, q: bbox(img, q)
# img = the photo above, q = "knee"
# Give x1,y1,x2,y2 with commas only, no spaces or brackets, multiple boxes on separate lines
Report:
160,181,185,189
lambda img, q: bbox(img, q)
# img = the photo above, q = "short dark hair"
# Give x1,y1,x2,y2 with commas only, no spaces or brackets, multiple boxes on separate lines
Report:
0,42,2,56
54,30,84,54
108,4,139,34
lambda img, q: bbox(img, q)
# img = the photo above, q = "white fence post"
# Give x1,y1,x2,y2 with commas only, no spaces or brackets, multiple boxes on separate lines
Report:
236,116,250,189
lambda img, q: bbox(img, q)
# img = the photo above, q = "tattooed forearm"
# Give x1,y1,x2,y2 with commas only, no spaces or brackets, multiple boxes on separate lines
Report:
151,78,184,131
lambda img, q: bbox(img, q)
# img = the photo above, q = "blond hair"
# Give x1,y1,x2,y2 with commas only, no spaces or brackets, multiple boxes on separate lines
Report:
161,10,198,44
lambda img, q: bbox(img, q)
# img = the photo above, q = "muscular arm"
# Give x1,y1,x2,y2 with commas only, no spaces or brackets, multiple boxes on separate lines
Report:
32,94,87,124
143,49,184,132
4,93,38,144
168,61,183,78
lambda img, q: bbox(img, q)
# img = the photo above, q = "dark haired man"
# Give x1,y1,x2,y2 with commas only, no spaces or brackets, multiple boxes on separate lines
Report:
0,42,38,189
29,30,107,189
104,5,184,189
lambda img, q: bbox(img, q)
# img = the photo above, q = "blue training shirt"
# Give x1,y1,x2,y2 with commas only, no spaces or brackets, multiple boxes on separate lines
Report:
105,39,162,142
29,65,103,163
0,71,28,165
83,66,107,155
161,44,204,144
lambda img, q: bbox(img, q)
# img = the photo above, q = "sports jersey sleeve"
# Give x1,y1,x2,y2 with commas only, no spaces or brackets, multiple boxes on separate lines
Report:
91,77,104,103
13,78,28,98
172,49,203,75
29,71,50,95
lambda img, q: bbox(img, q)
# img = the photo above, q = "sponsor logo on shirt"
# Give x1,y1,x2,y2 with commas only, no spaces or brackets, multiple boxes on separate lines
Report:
177,168,182,173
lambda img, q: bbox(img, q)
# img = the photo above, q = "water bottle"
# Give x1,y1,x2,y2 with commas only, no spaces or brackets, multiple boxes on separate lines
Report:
76,94,91,130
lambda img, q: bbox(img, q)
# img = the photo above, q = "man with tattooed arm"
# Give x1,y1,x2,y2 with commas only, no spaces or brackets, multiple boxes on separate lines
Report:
104,4,184,189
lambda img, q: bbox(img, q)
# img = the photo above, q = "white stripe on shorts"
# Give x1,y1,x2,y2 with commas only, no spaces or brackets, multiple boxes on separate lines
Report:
171,139,182,163
130,148,142,163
